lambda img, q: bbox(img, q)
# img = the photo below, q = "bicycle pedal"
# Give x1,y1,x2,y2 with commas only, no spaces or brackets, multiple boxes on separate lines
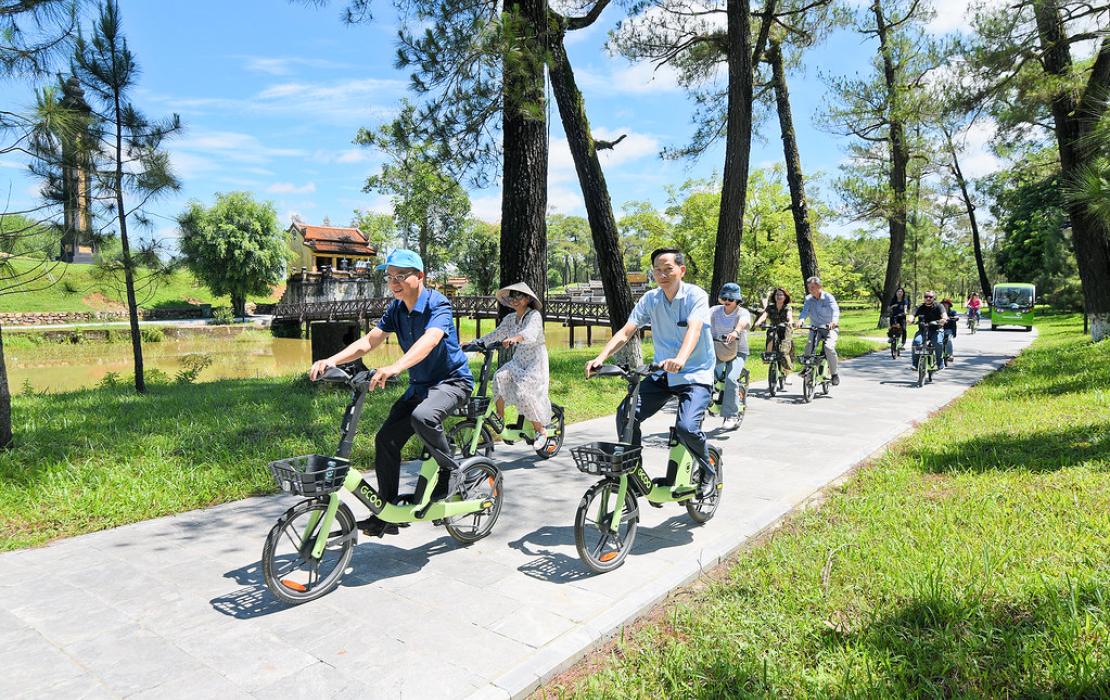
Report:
648,500,664,509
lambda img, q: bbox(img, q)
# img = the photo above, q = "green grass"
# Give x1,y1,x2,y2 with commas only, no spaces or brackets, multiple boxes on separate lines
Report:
0,257,281,313
544,313,1110,698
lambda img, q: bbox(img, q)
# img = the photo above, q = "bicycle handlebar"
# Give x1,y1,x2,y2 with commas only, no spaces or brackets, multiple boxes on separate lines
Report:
319,364,376,389
589,363,663,380
461,340,494,354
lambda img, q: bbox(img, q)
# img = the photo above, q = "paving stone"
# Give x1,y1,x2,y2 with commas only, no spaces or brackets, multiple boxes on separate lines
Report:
173,624,318,692
63,629,204,697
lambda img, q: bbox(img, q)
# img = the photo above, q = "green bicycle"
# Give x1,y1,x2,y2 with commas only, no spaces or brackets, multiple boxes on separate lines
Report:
799,325,834,403
912,320,941,387
707,334,749,427
261,366,504,605
571,364,723,574
447,341,566,459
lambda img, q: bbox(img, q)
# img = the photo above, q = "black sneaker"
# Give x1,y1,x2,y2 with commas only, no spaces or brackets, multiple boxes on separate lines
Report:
431,467,467,501
356,516,398,538
696,465,716,499
831,374,840,386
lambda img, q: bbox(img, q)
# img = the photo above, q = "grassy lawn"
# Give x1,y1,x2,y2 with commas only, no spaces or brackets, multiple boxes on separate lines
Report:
0,257,280,313
542,313,1110,698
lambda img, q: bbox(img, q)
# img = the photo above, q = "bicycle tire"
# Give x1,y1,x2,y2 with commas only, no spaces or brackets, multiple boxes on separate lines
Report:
445,461,503,544
535,405,565,459
574,481,639,574
447,420,495,458
262,498,355,605
685,447,723,524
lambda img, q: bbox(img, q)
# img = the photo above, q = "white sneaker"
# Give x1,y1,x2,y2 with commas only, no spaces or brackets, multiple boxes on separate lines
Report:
722,416,740,431
784,375,793,385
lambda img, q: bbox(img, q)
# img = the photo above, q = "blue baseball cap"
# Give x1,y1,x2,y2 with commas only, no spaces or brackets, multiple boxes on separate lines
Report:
719,283,742,301
375,248,424,272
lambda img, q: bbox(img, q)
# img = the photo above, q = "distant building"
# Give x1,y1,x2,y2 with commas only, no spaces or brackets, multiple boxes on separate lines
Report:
58,76,97,264
287,221,377,274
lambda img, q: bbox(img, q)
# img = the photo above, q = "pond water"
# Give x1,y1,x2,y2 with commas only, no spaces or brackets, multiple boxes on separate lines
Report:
7,322,613,395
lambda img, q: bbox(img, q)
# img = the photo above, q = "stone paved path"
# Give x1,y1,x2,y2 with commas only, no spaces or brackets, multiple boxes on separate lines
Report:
0,323,1035,699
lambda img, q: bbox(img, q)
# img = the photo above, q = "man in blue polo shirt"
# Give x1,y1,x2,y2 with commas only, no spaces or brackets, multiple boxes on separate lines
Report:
309,249,473,537
585,248,718,497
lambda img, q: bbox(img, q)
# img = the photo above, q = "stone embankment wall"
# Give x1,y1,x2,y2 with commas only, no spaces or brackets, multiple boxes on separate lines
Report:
0,303,275,327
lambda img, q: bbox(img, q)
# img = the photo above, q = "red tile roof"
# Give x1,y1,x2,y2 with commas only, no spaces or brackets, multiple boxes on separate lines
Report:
308,240,377,255
289,221,377,255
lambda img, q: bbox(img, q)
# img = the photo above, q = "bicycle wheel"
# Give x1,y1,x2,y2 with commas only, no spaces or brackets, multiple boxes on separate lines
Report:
686,447,723,524
819,361,830,395
537,406,568,459
262,498,355,605
574,480,639,574
535,405,566,459
445,461,503,544
447,420,495,458
917,358,927,387
890,338,899,359
802,367,814,403
768,364,778,397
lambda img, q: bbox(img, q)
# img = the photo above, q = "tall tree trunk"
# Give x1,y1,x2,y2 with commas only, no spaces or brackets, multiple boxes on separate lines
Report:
547,29,639,363
712,0,754,301
1033,6,1110,339
500,0,548,322
769,39,820,290
944,128,991,297
0,323,11,449
114,91,145,393
874,0,909,328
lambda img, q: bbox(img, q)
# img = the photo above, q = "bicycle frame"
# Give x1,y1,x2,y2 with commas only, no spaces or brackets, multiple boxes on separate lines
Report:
459,343,554,455
304,376,495,556
801,327,831,381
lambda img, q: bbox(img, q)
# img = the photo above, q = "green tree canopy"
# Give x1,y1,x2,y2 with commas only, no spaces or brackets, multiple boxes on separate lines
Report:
178,192,286,317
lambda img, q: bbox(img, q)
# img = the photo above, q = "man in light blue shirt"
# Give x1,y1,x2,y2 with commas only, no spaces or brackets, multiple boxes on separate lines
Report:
796,275,841,385
586,248,717,496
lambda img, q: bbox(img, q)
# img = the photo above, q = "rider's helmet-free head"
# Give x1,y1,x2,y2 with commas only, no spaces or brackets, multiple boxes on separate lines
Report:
718,282,742,302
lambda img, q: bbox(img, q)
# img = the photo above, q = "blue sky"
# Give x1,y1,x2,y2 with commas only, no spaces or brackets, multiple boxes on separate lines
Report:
1,0,1002,247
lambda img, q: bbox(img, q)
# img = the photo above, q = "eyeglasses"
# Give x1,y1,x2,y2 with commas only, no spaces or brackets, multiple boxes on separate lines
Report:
383,271,417,284
507,291,528,301
924,295,935,300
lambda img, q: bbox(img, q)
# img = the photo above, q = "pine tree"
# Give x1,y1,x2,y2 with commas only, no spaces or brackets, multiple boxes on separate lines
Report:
72,0,181,392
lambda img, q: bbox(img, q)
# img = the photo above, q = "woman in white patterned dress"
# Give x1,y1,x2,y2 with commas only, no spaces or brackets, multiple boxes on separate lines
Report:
476,282,553,443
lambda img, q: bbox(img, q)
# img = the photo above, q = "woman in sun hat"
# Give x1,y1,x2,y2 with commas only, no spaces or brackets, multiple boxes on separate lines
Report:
475,281,554,449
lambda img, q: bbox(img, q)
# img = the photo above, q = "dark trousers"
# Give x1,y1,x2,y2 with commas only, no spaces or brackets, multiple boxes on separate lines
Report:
616,374,712,472
374,378,471,503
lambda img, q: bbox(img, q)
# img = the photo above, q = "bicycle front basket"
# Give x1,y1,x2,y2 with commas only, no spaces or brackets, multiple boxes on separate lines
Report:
453,395,491,420
570,441,642,477
268,454,350,497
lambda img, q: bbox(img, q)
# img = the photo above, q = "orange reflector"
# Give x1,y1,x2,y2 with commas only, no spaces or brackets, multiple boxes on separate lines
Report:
280,579,307,592
488,476,495,487
599,552,619,562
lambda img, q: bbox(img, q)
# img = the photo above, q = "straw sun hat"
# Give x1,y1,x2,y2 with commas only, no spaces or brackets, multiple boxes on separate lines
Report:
495,282,542,310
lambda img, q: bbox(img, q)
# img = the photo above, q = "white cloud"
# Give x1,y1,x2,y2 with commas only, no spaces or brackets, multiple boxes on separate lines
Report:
147,77,404,126
239,56,356,76
470,194,502,223
952,118,1003,179
547,186,586,215
169,130,307,179
577,60,682,95
549,128,661,186
267,181,317,194
0,158,24,170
